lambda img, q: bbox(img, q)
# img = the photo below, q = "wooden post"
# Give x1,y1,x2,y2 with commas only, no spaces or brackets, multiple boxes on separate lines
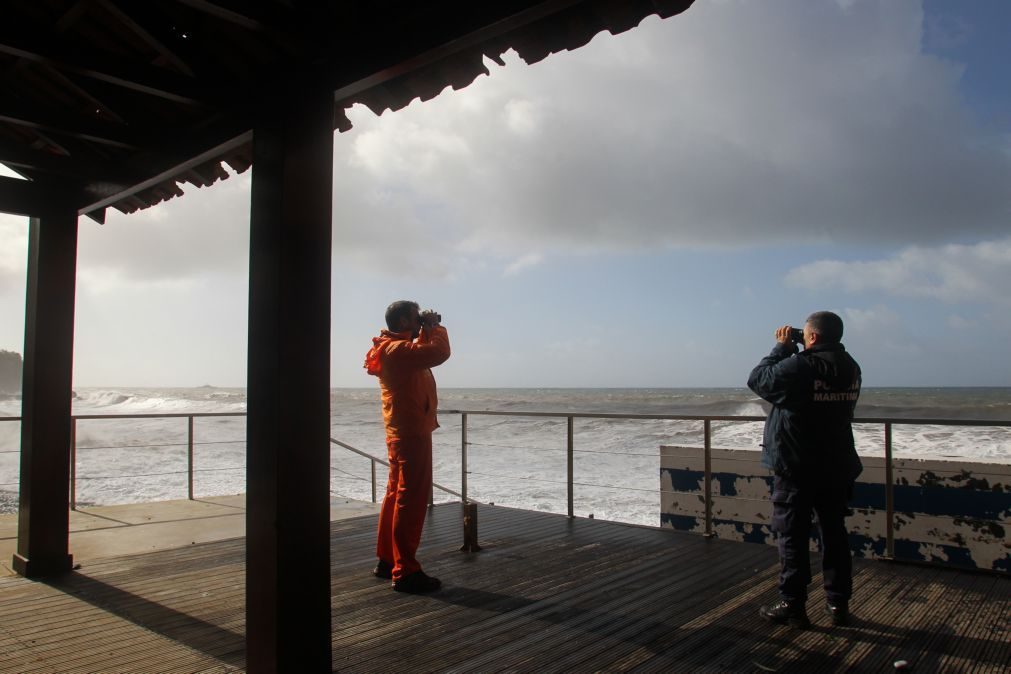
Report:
884,423,895,559
567,416,574,518
14,209,78,578
245,85,334,673
460,502,481,552
187,415,195,500
703,419,714,538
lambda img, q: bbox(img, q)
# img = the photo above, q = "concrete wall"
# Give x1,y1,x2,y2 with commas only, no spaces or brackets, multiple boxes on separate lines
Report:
660,446,1010,573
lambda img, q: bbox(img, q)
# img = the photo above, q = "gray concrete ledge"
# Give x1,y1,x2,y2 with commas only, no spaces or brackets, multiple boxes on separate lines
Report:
0,494,380,576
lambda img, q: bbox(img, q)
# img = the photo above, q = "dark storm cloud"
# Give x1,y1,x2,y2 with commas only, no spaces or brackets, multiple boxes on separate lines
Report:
65,0,1011,284
338,0,1011,260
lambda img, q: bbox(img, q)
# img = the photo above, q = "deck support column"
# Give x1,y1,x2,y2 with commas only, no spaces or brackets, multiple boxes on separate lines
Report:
14,208,78,578
246,86,334,673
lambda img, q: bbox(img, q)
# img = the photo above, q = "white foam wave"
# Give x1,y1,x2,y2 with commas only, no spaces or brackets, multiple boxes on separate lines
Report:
2,388,1008,522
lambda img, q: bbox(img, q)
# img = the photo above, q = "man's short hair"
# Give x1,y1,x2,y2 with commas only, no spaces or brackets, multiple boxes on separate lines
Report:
385,300,419,331
806,311,844,344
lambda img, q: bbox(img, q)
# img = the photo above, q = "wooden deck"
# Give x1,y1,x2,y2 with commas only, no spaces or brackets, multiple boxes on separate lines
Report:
0,503,1007,673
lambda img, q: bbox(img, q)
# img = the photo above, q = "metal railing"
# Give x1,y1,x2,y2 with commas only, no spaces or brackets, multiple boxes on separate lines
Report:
441,410,1011,561
329,437,464,503
0,412,463,508
2,410,1009,562
66,412,246,508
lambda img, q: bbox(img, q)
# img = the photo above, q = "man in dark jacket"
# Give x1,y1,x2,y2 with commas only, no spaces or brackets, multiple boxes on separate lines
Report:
748,311,862,628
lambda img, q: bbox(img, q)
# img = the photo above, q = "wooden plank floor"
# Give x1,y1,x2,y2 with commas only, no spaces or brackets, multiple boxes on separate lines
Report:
0,503,1008,673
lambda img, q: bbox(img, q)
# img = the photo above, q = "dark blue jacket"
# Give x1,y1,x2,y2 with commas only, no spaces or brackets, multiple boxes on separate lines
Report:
748,342,863,482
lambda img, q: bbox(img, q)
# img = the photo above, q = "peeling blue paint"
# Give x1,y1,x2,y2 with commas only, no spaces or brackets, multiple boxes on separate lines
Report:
995,555,1010,573
715,473,739,496
660,460,1009,573
662,467,1011,519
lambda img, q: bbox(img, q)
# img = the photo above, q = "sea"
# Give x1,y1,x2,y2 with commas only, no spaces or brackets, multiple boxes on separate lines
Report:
1,387,1009,525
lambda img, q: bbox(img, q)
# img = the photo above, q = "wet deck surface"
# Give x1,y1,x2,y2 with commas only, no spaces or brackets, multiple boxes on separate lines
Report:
1,503,1008,672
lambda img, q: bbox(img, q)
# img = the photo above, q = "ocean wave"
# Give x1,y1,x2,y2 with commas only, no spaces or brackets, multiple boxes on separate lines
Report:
71,388,247,414
2,387,1008,518
74,390,134,407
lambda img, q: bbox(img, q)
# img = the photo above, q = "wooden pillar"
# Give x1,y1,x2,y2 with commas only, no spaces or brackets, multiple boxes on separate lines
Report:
14,209,78,578
245,86,334,673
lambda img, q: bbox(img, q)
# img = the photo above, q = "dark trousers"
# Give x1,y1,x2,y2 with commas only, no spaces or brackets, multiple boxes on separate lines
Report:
770,474,853,605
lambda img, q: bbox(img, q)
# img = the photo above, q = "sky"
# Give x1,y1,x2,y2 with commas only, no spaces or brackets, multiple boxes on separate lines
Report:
1,0,1010,389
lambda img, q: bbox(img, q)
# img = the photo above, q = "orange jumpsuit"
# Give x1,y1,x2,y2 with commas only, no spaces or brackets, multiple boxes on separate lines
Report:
364,325,450,580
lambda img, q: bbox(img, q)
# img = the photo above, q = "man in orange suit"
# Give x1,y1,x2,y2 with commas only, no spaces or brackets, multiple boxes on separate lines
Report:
364,300,451,593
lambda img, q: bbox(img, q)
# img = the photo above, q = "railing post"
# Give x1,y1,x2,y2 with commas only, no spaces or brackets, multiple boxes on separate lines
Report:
567,416,574,518
884,422,894,559
429,460,435,507
703,419,713,538
187,415,195,500
371,460,377,504
461,413,468,504
70,417,77,511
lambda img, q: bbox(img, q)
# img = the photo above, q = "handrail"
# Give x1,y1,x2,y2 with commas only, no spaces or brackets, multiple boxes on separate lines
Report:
441,409,1011,426
72,412,243,420
328,437,467,502
1,409,1008,563
439,408,1011,564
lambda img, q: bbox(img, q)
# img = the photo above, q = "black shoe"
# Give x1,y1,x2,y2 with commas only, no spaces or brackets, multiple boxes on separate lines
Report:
759,600,810,629
372,559,393,580
393,571,442,594
826,601,850,626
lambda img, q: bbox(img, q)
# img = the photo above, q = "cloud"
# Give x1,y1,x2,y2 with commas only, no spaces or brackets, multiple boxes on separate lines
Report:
503,252,543,276
842,305,902,337
329,0,1011,266
14,0,1011,287
0,215,27,294
784,238,1011,305
841,304,927,362
946,314,976,330
76,170,251,289
923,10,973,50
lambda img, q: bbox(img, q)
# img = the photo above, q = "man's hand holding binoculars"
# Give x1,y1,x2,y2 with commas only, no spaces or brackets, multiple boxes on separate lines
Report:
420,310,442,328
775,325,803,351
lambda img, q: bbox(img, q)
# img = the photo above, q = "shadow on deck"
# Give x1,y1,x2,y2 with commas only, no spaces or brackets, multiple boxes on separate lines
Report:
0,503,1008,672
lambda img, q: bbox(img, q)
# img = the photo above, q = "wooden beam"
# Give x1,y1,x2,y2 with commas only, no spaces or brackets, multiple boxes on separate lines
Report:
329,0,585,103
76,127,253,216
170,0,304,54
172,0,275,33
0,175,83,217
0,139,139,188
97,0,197,77
0,26,208,106
14,207,78,578
0,95,142,149
330,0,695,104
246,84,333,673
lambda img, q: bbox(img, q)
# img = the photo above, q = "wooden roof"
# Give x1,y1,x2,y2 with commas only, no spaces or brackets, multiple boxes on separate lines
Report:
0,0,695,223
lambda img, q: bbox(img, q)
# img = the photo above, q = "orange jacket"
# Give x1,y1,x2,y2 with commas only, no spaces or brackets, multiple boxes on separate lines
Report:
364,325,450,438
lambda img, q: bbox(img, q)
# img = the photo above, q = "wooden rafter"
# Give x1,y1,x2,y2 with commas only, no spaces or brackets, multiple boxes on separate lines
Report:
170,0,306,56
0,25,207,105
97,0,197,77
172,0,273,33
0,95,138,149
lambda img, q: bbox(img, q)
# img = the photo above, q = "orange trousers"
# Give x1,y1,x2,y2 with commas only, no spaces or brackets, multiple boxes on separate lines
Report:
376,435,432,580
